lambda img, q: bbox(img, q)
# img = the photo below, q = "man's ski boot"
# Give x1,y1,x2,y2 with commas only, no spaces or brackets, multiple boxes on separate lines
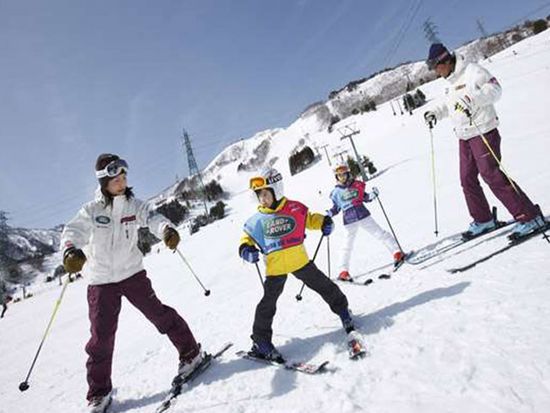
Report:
509,215,547,241
87,390,112,413
338,270,353,282
461,218,497,240
249,340,285,364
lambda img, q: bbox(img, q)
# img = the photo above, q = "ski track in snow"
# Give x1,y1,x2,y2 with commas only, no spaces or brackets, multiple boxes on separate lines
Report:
2,31,550,413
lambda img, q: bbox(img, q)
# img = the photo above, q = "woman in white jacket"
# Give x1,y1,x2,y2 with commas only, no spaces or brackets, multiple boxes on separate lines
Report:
62,154,203,412
423,43,544,239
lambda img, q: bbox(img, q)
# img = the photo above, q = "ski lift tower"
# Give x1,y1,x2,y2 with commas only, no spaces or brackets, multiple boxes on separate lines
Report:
182,128,209,216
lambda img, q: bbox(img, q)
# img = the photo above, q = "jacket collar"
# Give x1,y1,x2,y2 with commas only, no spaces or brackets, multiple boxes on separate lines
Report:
258,197,287,213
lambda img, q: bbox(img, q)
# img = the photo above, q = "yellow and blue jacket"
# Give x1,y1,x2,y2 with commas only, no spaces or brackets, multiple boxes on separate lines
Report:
239,197,324,276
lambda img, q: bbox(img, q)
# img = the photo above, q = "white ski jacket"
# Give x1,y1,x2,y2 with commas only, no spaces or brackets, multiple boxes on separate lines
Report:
430,53,502,140
61,191,173,285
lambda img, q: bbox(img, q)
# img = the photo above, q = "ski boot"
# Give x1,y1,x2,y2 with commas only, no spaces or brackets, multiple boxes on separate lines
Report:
462,219,497,240
509,215,547,241
347,330,366,359
250,340,285,363
177,345,205,380
338,270,353,282
87,390,112,413
393,251,406,270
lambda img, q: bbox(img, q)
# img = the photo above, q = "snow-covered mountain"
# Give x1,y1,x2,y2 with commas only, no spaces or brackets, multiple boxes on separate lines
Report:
2,28,550,413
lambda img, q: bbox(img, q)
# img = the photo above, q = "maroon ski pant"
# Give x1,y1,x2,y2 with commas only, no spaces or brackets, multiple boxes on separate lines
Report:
459,128,538,223
85,270,198,400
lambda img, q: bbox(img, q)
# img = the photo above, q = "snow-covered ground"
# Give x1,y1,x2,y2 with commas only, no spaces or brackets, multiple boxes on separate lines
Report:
2,31,550,413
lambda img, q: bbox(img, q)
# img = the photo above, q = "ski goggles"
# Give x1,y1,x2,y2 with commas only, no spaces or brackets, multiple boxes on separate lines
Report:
249,173,282,191
427,51,451,70
95,159,129,179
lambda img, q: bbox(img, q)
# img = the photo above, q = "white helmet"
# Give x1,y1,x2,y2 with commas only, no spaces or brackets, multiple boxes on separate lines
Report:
249,167,284,200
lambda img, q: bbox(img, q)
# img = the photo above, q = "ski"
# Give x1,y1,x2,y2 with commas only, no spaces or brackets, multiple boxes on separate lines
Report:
156,342,233,413
236,350,329,374
447,223,550,274
362,251,411,285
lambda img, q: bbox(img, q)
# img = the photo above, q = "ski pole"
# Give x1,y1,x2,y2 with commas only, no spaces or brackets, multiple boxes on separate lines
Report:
175,249,211,296
19,277,71,392
295,235,325,301
467,115,519,194
254,262,264,287
327,236,331,279
428,121,440,236
375,195,404,254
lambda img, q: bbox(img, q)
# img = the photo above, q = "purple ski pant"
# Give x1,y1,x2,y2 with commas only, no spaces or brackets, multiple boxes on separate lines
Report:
85,270,198,400
459,128,538,223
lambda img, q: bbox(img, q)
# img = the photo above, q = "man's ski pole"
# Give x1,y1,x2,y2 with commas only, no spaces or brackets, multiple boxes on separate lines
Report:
175,249,211,296
428,120,440,236
296,235,325,301
19,277,71,392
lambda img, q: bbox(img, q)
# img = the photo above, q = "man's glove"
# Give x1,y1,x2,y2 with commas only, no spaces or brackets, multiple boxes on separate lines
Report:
368,187,379,202
321,215,334,236
454,95,473,118
424,111,437,126
63,247,87,273
240,245,259,263
163,227,180,250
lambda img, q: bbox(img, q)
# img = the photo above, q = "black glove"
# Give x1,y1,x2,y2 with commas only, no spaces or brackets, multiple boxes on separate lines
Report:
163,227,180,250
424,111,437,126
63,247,86,273
239,244,259,263
321,215,334,236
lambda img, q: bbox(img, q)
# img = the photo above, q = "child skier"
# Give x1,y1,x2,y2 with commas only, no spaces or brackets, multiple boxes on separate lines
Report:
239,167,362,360
61,154,203,413
327,164,404,282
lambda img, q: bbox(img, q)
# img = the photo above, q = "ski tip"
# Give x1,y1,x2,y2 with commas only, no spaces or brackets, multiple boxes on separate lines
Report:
363,278,373,285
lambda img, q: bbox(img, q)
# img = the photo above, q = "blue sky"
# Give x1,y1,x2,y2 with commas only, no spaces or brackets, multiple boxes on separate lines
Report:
1,0,549,229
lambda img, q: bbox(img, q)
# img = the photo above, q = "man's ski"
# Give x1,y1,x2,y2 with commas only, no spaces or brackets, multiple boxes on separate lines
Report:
447,223,550,274
156,342,233,413
407,207,513,265
236,350,329,374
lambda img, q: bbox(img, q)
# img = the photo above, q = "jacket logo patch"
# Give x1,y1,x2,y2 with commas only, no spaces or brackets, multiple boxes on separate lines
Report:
263,216,296,239
342,189,359,201
95,216,111,225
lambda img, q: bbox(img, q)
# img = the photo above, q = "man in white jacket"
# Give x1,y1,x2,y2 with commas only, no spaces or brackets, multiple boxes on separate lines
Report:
423,43,544,239
62,153,203,412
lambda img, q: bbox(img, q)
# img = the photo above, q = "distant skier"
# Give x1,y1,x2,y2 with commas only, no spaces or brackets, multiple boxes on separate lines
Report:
423,43,545,239
0,279,13,318
239,167,361,361
61,154,204,413
327,164,405,281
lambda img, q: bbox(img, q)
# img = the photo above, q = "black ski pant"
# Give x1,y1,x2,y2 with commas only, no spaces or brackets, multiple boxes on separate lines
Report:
1,303,7,318
252,262,349,344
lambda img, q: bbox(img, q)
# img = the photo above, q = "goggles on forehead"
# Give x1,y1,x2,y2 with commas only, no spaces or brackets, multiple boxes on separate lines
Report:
427,51,451,70
249,173,282,191
95,159,129,179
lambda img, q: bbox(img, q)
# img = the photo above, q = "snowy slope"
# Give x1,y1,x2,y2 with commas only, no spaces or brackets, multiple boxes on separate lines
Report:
2,31,550,413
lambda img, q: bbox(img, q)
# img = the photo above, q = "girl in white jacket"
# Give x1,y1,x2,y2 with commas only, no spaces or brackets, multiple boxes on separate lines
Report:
62,153,203,412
